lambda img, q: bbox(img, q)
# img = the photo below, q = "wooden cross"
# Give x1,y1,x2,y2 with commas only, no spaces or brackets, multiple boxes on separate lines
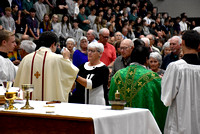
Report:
34,71,40,79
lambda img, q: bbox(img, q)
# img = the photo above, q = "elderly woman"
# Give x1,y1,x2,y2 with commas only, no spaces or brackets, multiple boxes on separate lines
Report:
65,38,75,61
70,42,109,105
149,52,165,76
73,36,88,67
161,41,171,58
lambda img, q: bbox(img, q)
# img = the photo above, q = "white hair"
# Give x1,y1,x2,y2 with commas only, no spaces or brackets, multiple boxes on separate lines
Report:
193,26,200,33
149,52,162,67
77,36,88,50
20,40,36,53
171,36,182,45
66,38,75,44
88,42,104,53
162,41,170,51
99,28,109,35
141,37,150,46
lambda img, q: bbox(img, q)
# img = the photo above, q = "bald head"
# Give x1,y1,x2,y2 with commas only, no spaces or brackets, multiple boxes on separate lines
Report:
120,39,134,59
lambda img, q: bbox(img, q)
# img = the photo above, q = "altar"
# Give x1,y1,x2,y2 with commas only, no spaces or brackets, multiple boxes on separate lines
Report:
0,101,161,134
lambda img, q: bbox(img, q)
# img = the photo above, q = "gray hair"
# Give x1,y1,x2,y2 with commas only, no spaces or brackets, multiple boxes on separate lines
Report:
114,31,122,36
171,36,182,45
77,36,88,50
121,39,134,47
88,42,104,53
66,38,75,44
20,40,36,53
90,29,97,38
149,52,162,67
141,37,150,46
99,28,109,35
162,41,170,51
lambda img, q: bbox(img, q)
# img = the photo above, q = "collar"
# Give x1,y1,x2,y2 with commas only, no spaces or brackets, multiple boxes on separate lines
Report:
84,62,105,70
130,62,146,69
0,51,8,58
121,56,132,67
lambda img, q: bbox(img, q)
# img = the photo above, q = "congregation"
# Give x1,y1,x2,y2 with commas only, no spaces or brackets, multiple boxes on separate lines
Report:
0,0,200,134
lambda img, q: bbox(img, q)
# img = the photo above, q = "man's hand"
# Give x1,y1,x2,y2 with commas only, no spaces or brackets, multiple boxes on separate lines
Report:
62,47,70,59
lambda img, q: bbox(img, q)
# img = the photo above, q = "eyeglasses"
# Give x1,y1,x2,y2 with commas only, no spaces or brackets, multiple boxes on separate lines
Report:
120,46,131,51
87,49,98,53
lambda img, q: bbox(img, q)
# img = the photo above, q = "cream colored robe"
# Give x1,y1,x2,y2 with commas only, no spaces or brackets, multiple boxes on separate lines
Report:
14,47,79,102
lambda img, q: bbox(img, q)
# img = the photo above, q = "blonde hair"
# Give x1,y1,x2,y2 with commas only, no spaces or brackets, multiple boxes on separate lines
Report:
0,30,15,46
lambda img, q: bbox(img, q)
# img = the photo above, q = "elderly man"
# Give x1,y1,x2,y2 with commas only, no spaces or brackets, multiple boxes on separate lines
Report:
161,36,182,70
111,39,134,78
98,28,116,67
19,40,36,59
109,45,167,132
86,29,97,43
161,30,200,134
146,34,160,53
0,30,17,81
14,31,79,102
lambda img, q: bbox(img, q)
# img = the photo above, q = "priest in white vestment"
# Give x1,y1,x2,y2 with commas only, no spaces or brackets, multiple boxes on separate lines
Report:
0,30,18,82
161,30,200,134
14,31,79,102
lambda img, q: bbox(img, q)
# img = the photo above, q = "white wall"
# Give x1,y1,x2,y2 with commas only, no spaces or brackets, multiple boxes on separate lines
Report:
151,0,200,18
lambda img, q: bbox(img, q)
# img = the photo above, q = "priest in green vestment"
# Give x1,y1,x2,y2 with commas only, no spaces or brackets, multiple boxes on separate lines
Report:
109,46,167,132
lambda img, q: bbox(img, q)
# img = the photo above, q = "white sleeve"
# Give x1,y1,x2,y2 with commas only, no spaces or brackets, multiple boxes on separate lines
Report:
86,79,92,89
161,62,180,106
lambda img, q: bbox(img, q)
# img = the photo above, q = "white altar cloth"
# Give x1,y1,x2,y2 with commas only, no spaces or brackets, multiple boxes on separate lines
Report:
0,101,161,134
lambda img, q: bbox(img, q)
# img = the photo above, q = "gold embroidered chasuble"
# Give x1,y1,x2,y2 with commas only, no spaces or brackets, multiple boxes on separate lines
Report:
109,64,167,132
14,47,79,102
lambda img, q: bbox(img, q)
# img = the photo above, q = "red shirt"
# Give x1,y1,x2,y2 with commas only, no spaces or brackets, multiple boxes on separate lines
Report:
99,42,116,66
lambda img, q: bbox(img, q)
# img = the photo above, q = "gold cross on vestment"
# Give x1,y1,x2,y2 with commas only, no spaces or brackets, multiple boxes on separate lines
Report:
34,71,40,79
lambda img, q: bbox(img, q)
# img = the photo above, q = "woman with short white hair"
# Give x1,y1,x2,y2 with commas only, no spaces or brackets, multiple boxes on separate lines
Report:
149,52,165,76
69,42,109,105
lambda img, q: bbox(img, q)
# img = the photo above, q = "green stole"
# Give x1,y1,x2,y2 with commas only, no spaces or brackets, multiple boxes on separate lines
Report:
109,64,168,132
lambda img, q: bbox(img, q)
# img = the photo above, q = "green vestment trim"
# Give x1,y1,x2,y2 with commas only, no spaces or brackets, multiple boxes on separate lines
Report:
109,64,168,132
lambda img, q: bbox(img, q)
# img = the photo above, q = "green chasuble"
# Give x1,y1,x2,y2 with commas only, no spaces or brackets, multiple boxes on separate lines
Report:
109,64,168,132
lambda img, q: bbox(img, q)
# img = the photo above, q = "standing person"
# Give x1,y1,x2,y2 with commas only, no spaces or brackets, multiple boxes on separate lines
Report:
26,8,39,40
19,40,36,59
161,30,200,134
64,38,75,61
51,14,61,40
161,36,182,70
72,19,84,44
149,52,165,76
179,13,187,32
1,7,16,33
0,30,17,81
86,29,97,43
111,39,134,78
60,14,73,45
14,31,79,102
70,42,109,105
98,28,116,67
73,36,88,67
22,0,34,16
109,45,168,132
77,4,90,33
33,0,47,23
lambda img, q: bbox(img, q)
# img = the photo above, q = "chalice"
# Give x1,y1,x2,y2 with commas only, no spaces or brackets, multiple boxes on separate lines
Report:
1,81,13,92
21,84,34,110
4,92,18,110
